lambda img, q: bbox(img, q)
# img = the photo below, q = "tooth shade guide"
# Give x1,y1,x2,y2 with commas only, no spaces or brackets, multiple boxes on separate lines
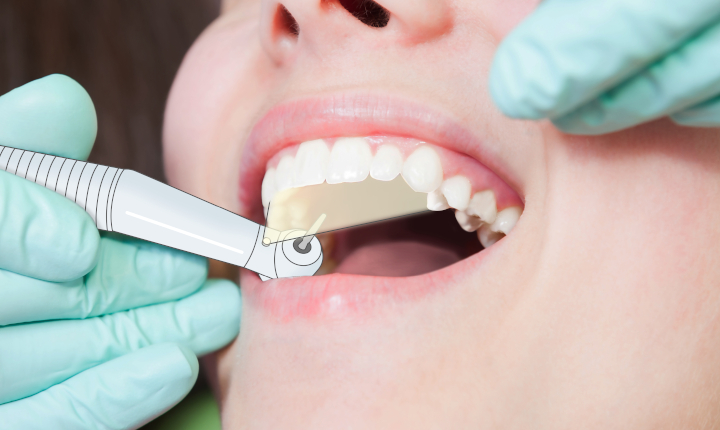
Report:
265,176,428,237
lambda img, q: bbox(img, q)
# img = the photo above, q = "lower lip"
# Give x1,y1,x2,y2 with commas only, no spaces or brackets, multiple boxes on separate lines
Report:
240,250,487,322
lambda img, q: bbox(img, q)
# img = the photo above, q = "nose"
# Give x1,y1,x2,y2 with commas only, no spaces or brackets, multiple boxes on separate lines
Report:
259,0,452,64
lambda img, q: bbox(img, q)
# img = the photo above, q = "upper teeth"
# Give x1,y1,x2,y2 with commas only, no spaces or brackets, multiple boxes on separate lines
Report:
440,176,472,211
262,138,523,248
401,146,444,193
476,206,521,248
370,145,403,181
327,137,373,184
293,139,330,187
466,190,497,224
426,188,450,211
275,155,296,191
261,167,277,207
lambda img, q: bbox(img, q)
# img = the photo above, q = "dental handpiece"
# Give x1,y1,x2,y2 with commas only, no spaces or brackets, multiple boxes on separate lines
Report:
0,145,323,280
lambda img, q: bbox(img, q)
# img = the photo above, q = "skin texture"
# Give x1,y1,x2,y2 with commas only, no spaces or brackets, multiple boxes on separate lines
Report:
163,0,720,428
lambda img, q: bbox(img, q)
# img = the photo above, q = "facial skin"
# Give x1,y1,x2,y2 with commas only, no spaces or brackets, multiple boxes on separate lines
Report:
163,0,720,428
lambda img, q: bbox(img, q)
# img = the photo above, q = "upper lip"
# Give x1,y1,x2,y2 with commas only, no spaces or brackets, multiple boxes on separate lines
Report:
237,91,522,221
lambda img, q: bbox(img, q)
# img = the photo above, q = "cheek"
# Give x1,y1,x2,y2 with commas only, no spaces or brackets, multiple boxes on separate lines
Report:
472,0,541,41
164,26,233,195
163,13,270,205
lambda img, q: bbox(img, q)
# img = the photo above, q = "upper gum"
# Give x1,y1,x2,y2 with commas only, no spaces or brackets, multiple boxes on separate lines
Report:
265,136,523,210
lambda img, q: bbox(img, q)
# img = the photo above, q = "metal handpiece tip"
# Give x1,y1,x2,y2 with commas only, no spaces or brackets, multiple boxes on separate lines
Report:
298,235,312,250
298,213,327,250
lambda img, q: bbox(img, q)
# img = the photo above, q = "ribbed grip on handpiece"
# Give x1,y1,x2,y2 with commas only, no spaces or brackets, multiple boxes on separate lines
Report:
0,145,123,231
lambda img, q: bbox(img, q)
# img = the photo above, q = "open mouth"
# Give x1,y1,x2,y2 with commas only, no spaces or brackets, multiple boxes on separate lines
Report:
238,94,524,320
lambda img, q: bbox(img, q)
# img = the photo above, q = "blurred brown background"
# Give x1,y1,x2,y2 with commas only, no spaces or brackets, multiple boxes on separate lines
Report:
0,0,220,181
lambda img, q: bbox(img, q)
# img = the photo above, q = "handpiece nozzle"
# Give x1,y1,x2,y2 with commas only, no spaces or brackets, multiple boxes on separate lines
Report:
298,213,326,250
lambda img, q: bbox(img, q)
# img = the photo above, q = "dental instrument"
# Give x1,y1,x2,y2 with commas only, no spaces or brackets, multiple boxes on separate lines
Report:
0,145,323,280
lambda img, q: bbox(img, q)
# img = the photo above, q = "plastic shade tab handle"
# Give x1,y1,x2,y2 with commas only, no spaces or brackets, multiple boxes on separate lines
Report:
0,145,323,280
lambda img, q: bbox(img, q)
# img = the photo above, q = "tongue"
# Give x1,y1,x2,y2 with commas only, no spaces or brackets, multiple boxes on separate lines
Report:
334,241,460,277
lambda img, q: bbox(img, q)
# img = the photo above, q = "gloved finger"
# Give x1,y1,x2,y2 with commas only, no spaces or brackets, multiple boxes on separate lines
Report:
0,171,100,282
0,75,100,281
552,22,720,134
0,343,198,430
0,234,207,326
0,279,240,404
489,0,720,120
671,94,720,127
0,74,97,160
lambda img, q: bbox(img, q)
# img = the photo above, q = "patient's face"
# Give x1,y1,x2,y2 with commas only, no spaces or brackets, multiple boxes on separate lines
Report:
163,0,720,428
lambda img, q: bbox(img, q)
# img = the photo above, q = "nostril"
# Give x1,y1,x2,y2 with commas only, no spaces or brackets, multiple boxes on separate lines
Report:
276,4,299,37
338,0,390,28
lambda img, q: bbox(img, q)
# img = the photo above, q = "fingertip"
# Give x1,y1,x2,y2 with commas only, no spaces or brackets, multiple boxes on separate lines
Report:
0,74,97,160
71,208,103,277
39,194,102,281
205,278,243,321
0,174,101,282
670,97,720,128
169,343,200,387
489,43,552,120
203,278,243,330
177,279,242,355
131,344,199,398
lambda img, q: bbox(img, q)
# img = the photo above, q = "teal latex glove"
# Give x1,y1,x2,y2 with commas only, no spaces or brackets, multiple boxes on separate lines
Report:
0,75,241,429
489,0,720,134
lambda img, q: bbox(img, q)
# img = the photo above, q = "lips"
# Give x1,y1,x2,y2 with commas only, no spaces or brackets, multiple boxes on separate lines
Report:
238,92,523,321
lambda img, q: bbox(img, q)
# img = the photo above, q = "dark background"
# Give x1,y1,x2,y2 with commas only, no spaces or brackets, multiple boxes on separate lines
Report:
0,0,220,181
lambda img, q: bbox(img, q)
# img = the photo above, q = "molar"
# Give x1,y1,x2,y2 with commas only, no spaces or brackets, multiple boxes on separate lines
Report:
402,146,443,193
275,155,295,191
327,137,373,184
440,176,471,211
370,145,403,181
427,189,449,211
490,206,522,235
293,139,330,187
466,190,498,224
261,167,276,207
455,210,483,232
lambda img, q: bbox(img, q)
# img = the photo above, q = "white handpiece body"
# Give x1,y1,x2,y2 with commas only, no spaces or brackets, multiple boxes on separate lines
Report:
0,145,322,280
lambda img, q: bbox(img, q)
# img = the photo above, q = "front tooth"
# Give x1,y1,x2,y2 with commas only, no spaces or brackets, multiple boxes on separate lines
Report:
440,176,471,211
427,189,449,211
261,167,276,207
401,146,443,193
275,155,295,191
467,190,498,224
455,210,483,232
293,139,330,187
490,206,522,234
478,223,504,248
327,137,373,184
370,145,403,181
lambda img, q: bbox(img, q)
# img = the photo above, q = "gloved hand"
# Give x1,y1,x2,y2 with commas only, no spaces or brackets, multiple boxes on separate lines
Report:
489,0,720,134
0,75,241,429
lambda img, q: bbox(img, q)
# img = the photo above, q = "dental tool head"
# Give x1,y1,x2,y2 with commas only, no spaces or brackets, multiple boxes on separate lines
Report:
0,145,323,281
